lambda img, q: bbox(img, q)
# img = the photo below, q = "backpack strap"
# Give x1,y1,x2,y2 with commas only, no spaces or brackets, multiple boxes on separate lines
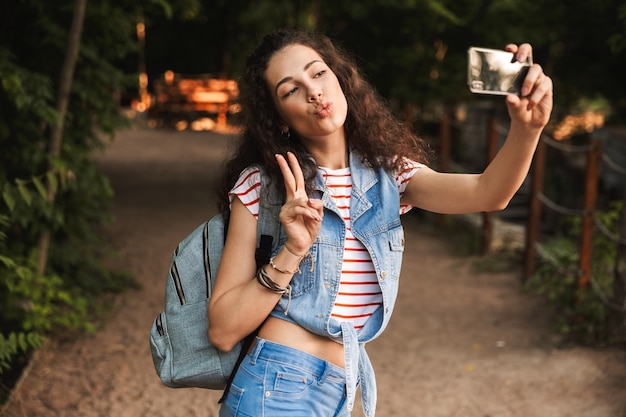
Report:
219,165,281,403
255,165,282,267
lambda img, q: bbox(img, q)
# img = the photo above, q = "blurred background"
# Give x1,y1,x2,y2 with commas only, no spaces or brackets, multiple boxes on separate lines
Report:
2,0,626,409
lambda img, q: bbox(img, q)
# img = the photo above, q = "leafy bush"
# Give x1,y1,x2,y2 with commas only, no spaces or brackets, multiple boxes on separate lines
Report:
0,1,150,392
525,203,621,344
0,333,43,375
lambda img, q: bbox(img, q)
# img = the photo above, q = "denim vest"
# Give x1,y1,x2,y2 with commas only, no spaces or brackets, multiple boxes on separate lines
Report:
267,151,405,417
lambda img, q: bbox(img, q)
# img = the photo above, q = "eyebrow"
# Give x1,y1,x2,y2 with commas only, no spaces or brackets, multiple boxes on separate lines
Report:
275,60,323,94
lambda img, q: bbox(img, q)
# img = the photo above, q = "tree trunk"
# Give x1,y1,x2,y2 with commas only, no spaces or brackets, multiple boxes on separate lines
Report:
36,0,88,276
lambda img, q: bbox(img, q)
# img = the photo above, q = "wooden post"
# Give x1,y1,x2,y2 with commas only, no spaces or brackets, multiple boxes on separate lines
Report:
524,138,547,281
578,137,601,288
481,113,498,254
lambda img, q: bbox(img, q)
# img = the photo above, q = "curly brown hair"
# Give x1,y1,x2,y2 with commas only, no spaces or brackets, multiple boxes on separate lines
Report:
216,29,431,212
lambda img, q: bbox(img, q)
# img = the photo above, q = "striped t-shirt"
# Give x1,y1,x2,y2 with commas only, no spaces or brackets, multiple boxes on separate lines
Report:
229,159,422,331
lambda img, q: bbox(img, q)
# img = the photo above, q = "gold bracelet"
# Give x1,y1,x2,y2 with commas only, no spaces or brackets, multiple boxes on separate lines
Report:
269,256,300,274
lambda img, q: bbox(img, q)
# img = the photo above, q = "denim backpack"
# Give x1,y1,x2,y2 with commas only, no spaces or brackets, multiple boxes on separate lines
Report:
149,167,280,393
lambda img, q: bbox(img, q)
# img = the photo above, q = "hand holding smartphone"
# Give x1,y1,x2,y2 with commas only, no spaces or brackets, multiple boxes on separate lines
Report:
467,47,532,96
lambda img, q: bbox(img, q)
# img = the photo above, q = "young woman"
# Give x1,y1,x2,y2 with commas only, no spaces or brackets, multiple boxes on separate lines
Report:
208,29,553,417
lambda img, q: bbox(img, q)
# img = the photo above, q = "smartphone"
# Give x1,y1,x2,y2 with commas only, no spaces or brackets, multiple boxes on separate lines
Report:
467,47,532,96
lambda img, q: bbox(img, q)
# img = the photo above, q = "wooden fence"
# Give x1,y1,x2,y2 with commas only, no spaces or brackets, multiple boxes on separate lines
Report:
438,108,626,320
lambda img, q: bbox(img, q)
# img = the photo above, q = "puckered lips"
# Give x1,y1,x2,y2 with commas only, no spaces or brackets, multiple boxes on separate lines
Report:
315,102,333,118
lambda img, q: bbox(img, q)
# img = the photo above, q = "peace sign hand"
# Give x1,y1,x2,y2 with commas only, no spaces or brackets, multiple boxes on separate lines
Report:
275,152,324,255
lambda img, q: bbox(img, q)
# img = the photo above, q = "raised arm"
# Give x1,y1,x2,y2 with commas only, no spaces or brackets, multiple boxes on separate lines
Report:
402,43,553,214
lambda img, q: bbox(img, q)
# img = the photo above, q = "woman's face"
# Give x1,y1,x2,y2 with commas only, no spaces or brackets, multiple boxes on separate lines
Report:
265,44,348,143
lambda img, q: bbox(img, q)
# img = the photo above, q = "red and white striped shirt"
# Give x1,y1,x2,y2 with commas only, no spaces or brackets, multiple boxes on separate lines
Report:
229,159,422,330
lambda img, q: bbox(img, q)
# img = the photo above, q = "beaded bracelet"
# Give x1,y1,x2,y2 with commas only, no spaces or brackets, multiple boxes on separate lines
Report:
269,256,300,275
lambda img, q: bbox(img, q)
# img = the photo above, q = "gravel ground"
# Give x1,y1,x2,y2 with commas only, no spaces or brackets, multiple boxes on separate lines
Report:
2,127,625,417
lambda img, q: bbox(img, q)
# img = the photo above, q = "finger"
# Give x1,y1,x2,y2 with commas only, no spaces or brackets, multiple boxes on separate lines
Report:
506,73,553,119
527,75,553,112
505,93,521,108
307,198,323,210
275,153,297,197
286,152,305,194
283,198,322,222
307,198,324,219
515,43,532,63
505,43,532,64
520,63,544,98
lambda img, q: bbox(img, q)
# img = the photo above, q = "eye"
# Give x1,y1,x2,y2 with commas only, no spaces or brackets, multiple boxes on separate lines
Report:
314,70,326,78
282,86,298,98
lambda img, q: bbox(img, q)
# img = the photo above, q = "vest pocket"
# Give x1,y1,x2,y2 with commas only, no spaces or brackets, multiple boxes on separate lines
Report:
387,226,405,279
286,249,315,297
274,235,316,298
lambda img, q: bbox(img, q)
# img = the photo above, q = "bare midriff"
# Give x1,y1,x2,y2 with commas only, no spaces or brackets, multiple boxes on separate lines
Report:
256,316,345,368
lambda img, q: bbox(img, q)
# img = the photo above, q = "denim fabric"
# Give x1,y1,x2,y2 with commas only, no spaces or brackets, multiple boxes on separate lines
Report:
266,151,406,417
219,338,349,417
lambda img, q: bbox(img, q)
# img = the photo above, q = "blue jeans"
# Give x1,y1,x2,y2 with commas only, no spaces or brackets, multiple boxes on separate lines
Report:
219,337,349,417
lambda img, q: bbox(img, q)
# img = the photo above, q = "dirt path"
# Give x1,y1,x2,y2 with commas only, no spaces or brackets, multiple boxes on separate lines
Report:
2,128,626,417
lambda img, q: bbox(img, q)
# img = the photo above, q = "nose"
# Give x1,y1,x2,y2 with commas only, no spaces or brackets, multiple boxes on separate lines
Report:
308,89,323,102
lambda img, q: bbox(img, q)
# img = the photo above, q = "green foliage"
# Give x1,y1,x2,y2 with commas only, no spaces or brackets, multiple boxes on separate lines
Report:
608,3,626,53
0,333,43,374
0,0,155,379
525,203,621,344
140,0,626,121
0,253,93,334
